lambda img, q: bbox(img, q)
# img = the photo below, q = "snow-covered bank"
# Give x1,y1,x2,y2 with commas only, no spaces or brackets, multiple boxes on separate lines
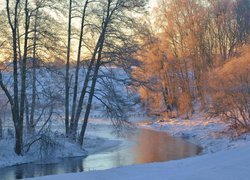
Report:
31,143,250,180
25,114,250,180
0,119,124,169
0,135,121,169
0,137,85,168
138,113,250,153
2,113,250,180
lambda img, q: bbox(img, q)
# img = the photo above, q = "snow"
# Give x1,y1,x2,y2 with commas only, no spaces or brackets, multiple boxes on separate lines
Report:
0,67,137,169
23,113,250,180
1,67,250,179
0,135,121,168
0,121,122,169
30,143,250,180
137,113,250,154
1,114,250,180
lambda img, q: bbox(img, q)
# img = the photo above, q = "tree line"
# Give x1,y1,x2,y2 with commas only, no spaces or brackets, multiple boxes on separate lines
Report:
133,0,250,131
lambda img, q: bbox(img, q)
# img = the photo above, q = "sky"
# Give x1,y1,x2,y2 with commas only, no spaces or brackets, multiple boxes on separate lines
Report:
0,1,158,8
0,0,159,62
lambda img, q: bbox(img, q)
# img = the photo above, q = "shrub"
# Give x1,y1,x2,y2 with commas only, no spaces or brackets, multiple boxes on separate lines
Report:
208,45,250,133
178,92,193,119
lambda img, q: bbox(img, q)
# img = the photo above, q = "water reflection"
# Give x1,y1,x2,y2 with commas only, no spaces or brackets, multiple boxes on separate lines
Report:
0,128,202,180
134,129,200,163
0,158,86,180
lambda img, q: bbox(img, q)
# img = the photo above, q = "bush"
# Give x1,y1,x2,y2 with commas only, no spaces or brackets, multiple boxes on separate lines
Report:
39,132,61,159
178,92,193,119
24,127,62,160
208,45,250,133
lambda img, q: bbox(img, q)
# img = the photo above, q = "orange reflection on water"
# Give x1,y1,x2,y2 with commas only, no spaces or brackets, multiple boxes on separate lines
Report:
134,129,201,164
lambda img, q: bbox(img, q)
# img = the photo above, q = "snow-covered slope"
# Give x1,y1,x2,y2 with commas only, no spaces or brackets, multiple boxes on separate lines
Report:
31,143,250,180
137,112,250,154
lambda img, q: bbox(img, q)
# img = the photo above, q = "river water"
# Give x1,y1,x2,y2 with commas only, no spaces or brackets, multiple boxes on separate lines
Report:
0,124,202,180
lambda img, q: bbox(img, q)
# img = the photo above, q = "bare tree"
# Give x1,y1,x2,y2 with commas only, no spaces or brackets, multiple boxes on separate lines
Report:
2,0,23,155
0,0,66,155
78,0,148,145
27,6,39,136
0,0,30,155
69,0,89,138
64,0,73,135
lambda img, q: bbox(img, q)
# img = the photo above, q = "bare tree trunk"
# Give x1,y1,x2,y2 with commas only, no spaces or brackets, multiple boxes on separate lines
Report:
12,8,21,156
17,25,22,61
78,0,111,145
0,117,2,139
19,0,29,147
70,40,98,139
65,0,72,136
69,0,89,138
29,8,39,136
70,25,104,139
78,51,103,146
25,97,30,134
6,0,22,155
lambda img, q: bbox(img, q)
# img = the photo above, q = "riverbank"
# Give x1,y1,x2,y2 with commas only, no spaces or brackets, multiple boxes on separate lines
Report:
137,113,250,154
30,114,250,180
31,143,250,180
2,114,250,180
0,126,122,169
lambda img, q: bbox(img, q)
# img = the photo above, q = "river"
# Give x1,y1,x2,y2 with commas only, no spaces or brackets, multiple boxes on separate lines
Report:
0,123,202,179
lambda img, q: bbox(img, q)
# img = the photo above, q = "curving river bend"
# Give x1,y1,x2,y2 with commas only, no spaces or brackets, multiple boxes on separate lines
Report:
0,123,202,179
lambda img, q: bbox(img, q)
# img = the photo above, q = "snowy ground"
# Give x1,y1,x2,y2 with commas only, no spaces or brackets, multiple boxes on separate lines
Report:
0,135,121,169
28,113,250,180
138,113,250,154
31,143,250,180
0,120,122,169
2,111,250,179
